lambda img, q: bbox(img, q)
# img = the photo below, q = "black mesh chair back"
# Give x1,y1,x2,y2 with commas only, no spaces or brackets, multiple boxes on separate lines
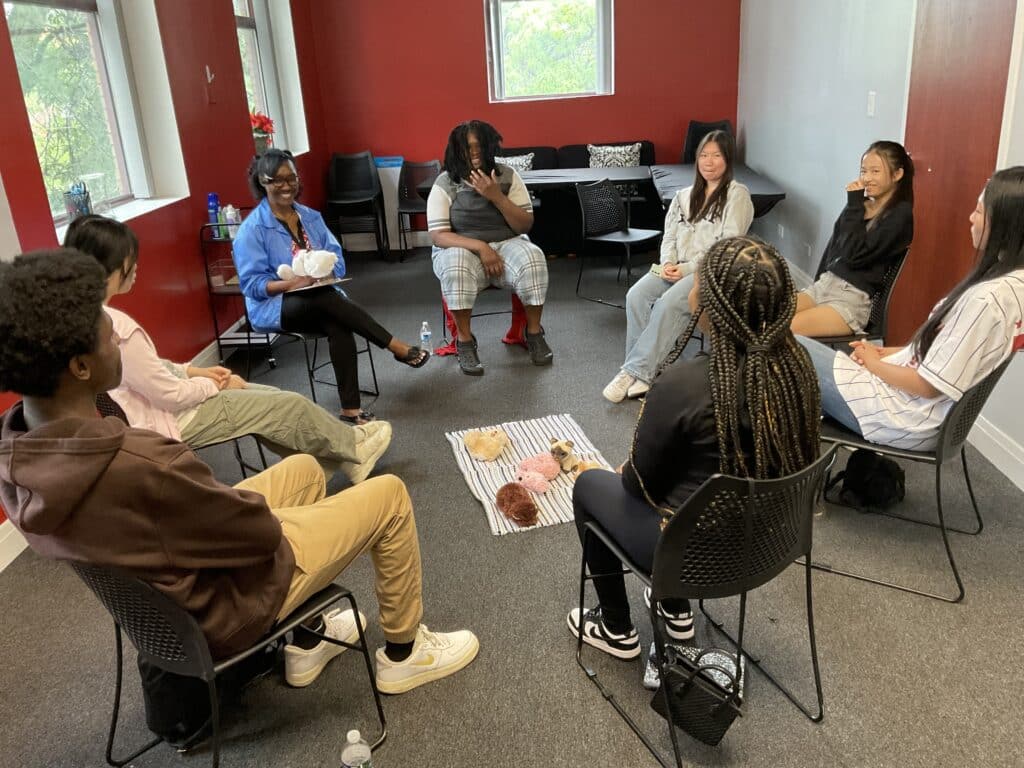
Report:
863,249,909,339
96,393,129,423
681,120,734,164
397,160,440,210
936,358,1012,462
72,562,215,679
328,151,380,202
577,179,627,237
650,450,833,603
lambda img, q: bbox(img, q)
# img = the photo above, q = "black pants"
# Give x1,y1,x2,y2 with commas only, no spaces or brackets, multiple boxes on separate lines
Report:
573,469,688,632
281,288,392,410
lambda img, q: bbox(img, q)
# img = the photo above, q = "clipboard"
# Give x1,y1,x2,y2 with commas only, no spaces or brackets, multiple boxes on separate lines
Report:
285,276,351,293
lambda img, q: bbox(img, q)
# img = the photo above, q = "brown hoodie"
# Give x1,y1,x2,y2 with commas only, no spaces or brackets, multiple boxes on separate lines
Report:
0,402,295,659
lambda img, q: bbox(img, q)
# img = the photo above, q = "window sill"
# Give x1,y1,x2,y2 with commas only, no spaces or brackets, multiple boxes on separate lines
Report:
55,195,188,242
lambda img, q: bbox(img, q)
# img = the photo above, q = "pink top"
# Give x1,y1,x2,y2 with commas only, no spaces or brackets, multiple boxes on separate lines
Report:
106,307,218,440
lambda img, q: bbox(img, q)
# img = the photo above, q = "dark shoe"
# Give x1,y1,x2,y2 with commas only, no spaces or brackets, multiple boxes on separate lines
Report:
526,329,553,366
339,410,376,425
395,345,430,368
456,336,484,376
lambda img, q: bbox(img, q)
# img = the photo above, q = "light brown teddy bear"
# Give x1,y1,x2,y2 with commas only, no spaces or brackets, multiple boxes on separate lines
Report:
549,437,580,473
464,429,510,461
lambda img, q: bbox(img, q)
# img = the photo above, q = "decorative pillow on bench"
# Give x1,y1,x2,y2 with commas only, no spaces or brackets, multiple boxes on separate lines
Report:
588,143,642,197
495,153,535,173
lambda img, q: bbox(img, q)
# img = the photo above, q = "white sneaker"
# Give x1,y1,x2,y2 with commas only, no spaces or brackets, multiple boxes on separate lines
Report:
643,587,694,640
626,379,650,399
374,625,480,694
348,421,393,484
284,608,366,687
603,371,636,403
567,606,641,659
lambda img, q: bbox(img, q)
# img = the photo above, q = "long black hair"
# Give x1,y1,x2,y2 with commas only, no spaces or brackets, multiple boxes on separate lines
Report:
247,148,298,200
863,140,914,212
660,236,821,479
443,120,502,183
912,166,1024,360
64,214,139,279
686,130,735,224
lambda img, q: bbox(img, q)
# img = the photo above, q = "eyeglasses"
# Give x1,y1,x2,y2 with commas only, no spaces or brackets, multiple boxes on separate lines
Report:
261,174,300,189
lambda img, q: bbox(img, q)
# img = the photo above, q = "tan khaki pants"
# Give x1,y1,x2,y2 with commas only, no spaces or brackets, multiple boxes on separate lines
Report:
234,454,423,643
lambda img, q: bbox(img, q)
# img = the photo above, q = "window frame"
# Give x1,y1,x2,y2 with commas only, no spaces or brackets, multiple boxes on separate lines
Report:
234,0,297,151
7,0,154,224
483,0,615,103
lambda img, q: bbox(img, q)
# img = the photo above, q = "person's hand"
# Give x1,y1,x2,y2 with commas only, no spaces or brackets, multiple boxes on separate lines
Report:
847,179,866,194
289,275,317,290
849,340,881,368
468,169,503,203
478,244,505,278
660,263,684,283
224,374,247,390
188,365,231,388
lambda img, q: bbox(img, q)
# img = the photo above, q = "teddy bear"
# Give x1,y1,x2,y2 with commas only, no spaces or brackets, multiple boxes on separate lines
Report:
276,249,338,280
517,452,561,481
549,437,581,473
495,482,538,527
463,429,510,461
573,459,606,478
515,469,550,494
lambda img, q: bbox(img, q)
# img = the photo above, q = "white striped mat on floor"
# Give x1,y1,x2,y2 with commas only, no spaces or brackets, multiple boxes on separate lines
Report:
445,414,613,536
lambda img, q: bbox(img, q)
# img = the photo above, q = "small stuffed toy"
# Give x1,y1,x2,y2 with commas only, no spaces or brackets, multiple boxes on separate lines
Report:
276,249,338,280
463,429,510,461
496,482,538,527
517,452,561,481
574,459,605,477
515,469,550,494
549,437,580,473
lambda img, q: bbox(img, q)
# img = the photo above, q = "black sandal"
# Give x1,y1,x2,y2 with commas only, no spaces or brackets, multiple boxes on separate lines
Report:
395,346,430,368
339,410,376,425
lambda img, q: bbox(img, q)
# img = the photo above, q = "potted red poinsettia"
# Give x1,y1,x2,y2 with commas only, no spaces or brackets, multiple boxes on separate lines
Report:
250,110,275,153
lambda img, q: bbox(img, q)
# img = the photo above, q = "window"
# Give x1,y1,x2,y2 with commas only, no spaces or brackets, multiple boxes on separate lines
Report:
484,0,614,102
234,0,307,154
6,0,148,220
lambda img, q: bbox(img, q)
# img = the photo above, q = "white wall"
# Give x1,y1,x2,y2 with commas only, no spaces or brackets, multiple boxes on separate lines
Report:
971,0,1024,491
737,0,915,274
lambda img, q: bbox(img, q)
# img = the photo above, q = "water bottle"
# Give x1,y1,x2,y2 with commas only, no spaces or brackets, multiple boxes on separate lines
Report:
419,321,432,353
341,729,372,768
223,204,241,239
206,192,221,237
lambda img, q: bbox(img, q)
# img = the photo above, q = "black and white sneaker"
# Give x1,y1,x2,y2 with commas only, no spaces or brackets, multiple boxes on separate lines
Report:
567,606,641,660
643,587,695,641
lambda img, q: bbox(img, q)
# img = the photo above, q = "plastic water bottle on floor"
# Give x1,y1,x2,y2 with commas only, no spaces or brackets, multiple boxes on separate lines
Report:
341,729,372,767
419,321,432,353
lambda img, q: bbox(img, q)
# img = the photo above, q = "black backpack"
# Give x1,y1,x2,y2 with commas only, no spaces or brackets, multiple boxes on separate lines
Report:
825,448,906,510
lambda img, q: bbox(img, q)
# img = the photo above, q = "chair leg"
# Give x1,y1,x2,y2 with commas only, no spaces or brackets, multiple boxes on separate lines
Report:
699,563,824,722
105,626,161,767
575,248,626,309
961,447,984,535
347,592,387,750
298,337,317,403
208,679,221,768
359,340,380,397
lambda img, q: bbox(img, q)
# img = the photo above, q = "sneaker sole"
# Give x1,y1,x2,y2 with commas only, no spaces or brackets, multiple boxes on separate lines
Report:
602,388,629,404
375,635,480,695
285,615,365,687
566,612,641,660
643,591,695,641
348,427,393,484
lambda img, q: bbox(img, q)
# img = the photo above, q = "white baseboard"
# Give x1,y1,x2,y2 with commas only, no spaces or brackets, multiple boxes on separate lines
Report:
0,519,27,572
968,416,1024,492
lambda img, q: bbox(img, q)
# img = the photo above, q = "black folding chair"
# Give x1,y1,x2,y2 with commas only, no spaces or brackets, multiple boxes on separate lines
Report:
71,562,386,768
326,151,389,258
576,449,836,767
279,331,380,402
815,358,1012,602
813,248,909,348
575,179,661,309
396,159,440,260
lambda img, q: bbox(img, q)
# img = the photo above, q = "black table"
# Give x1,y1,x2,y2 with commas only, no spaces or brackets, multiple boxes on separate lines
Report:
416,165,653,198
651,164,785,218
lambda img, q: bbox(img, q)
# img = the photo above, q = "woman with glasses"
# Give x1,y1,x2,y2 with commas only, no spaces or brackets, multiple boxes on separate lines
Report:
602,130,754,403
234,149,429,425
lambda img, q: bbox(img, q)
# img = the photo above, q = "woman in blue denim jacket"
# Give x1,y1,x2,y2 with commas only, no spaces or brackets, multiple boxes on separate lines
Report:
234,150,428,424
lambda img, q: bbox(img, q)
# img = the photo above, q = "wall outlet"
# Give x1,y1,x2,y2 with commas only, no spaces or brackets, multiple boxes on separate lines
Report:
777,223,785,240
867,90,877,117
806,243,813,262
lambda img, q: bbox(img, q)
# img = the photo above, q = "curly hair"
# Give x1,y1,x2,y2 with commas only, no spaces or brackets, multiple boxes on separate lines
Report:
443,120,503,183
0,249,108,398
659,235,821,479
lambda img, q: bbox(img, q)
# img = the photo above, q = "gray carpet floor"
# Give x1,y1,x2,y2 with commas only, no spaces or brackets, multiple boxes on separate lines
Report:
2,249,1023,767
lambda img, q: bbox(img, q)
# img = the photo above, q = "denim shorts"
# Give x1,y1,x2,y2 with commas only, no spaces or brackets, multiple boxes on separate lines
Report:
802,272,871,333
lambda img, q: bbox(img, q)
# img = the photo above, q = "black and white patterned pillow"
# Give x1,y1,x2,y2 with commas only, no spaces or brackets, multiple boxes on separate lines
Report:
587,143,642,197
494,152,534,172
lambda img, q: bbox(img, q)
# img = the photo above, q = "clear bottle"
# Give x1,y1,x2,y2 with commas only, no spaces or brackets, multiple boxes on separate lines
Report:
419,321,432,353
341,729,373,768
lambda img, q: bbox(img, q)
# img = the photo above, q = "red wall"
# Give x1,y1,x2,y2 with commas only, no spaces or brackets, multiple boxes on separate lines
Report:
309,0,740,163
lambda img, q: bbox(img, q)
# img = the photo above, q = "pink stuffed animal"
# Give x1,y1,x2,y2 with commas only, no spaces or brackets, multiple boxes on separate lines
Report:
515,469,550,493
517,452,561,481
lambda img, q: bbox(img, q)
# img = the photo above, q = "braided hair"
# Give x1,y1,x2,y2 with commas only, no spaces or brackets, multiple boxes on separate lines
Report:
660,236,821,479
443,120,502,183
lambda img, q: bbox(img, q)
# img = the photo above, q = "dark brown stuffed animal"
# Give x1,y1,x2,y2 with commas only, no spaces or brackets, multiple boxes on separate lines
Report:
495,482,539,527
